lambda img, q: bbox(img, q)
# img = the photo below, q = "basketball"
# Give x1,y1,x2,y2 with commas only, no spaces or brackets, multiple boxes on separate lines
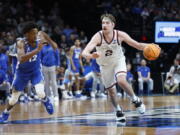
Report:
143,44,161,60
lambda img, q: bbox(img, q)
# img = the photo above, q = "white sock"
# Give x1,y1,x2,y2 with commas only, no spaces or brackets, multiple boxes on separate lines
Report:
76,90,81,94
4,109,10,113
42,96,48,102
132,95,138,102
116,105,122,111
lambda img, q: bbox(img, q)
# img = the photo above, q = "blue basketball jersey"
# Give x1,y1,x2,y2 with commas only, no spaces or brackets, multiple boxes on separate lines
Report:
16,40,41,74
91,59,100,73
71,47,82,73
66,55,72,71
72,47,81,64
12,40,43,91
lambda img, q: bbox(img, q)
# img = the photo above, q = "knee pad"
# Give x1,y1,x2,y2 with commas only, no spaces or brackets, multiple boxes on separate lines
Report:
9,91,21,105
35,83,45,99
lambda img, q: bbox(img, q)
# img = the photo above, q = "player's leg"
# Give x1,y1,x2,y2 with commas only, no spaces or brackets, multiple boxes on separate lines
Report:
115,58,145,114
42,66,51,98
91,72,99,97
100,65,125,122
62,69,73,99
138,78,144,95
0,89,21,123
147,78,154,94
0,73,28,123
72,63,83,97
117,74,145,114
85,72,95,97
49,66,58,100
32,71,54,115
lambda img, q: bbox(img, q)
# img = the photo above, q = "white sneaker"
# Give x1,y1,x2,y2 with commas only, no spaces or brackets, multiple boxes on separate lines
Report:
99,93,107,98
80,95,87,100
117,92,122,97
28,96,33,101
49,96,54,103
90,91,95,98
54,96,59,101
63,91,71,99
132,98,146,114
34,95,40,101
19,95,25,103
67,91,73,98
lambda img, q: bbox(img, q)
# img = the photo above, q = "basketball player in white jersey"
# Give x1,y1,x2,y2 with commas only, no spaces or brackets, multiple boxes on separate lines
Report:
82,13,155,122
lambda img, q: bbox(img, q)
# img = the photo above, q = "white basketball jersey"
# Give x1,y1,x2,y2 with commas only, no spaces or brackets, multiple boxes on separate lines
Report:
96,30,125,66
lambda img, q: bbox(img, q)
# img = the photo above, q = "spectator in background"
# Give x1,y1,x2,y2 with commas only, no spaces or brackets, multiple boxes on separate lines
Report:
79,31,88,44
0,46,9,73
165,58,180,94
0,68,10,103
70,39,84,98
169,59,180,83
124,63,134,97
61,48,74,99
137,59,154,95
67,33,77,47
132,52,143,68
164,73,179,94
40,33,60,102
84,59,106,98
62,25,74,39
59,34,69,49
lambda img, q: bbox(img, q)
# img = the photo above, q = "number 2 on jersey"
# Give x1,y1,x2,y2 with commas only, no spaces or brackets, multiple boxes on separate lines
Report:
105,50,113,56
29,55,37,62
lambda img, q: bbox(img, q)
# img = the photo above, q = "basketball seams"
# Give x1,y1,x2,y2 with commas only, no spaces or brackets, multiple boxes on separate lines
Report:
143,44,160,60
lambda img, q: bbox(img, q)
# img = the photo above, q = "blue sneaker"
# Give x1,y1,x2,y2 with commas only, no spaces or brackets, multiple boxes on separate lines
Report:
0,112,10,124
43,98,54,115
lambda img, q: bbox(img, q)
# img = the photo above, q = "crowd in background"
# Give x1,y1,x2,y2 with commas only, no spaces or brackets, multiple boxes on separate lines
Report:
0,0,180,103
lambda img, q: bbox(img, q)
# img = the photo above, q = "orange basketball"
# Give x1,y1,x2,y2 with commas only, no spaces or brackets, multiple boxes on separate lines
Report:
143,44,161,60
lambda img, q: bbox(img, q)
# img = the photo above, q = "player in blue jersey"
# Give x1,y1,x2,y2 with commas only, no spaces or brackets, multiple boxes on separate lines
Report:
41,42,60,102
137,59,154,95
69,39,84,97
61,47,74,99
0,21,57,123
83,58,106,98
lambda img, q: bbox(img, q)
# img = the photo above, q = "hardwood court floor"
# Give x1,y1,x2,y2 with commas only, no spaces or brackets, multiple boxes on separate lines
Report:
0,95,180,135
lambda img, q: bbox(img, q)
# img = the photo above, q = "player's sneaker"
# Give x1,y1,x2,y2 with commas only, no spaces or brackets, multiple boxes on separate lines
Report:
90,91,96,98
116,111,126,122
0,111,10,123
43,97,54,115
132,98,145,114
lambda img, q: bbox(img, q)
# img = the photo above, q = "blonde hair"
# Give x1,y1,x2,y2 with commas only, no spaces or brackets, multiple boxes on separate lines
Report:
100,13,116,24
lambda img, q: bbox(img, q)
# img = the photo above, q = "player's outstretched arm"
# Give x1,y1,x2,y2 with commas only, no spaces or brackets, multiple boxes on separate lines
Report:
82,33,101,60
38,31,58,49
118,31,148,51
17,40,43,63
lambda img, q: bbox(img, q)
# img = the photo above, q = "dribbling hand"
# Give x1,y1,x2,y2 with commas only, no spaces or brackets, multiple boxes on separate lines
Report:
91,52,100,59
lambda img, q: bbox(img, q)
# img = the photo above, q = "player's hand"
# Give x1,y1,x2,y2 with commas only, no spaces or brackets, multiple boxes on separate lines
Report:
37,41,45,52
84,52,100,61
92,52,100,59
152,43,161,49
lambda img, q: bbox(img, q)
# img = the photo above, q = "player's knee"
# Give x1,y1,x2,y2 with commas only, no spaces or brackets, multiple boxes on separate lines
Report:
9,91,21,105
107,86,116,97
118,79,127,87
35,83,45,99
